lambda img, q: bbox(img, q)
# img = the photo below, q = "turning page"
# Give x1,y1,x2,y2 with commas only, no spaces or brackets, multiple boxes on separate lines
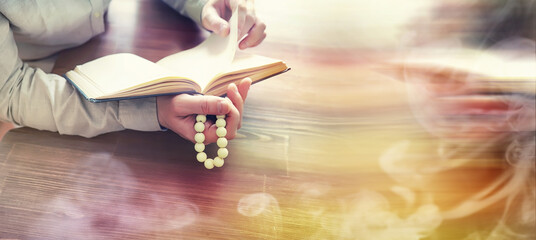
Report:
156,8,239,90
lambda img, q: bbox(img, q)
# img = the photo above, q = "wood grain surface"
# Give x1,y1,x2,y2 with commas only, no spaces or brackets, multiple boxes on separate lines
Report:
1,0,533,239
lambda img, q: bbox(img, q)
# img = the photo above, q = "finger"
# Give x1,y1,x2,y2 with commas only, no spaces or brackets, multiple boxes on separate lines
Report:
232,78,252,129
237,77,252,100
227,0,239,13
167,117,218,144
227,83,244,118
239,21,266,49
202,122,220,144
173,94,230,116
239,1,256,40
235,1,247,38
166,115,197,143
222,97,241,139
244,0,256,32
202,7,230,36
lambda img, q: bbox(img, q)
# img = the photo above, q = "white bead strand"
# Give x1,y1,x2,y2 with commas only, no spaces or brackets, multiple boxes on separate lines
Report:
194,114,228,169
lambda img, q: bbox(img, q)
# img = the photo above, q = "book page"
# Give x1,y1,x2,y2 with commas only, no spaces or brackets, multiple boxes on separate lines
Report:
156,8,239,90
202,53,288,96
227,53,285,72
76,53,178,95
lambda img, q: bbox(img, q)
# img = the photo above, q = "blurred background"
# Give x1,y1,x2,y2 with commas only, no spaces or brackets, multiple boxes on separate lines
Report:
243,0,535,239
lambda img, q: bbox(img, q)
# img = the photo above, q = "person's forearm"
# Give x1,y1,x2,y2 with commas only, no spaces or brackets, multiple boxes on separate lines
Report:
0,16,161,138
161,0,209,25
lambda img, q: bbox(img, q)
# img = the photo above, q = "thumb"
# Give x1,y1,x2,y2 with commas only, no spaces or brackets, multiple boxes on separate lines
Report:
202,7,230,37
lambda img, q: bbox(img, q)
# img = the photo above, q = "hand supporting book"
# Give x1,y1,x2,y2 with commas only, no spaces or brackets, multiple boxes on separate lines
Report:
157,78,251,144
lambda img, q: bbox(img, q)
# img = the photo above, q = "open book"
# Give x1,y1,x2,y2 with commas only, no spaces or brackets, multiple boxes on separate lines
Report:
65,9,289,102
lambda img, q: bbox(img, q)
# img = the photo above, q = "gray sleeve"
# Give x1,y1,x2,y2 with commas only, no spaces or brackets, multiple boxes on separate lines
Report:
0,15,162,138
161,0,209,25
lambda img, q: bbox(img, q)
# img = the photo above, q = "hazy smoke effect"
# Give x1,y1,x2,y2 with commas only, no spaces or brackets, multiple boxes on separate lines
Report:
237,185,443,239
388,0,536,237
237,193,280,217
31,158,199,239
336,190,442,240
237,193,283,238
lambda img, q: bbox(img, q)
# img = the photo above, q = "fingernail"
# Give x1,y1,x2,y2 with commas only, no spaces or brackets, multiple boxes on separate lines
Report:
219,23,228,35
240,41,248,49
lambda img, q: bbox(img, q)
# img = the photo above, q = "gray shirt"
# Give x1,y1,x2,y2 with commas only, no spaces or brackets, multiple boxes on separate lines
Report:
0,0,206,137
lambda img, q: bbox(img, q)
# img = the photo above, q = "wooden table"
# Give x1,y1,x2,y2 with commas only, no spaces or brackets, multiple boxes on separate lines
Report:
1,0,533,239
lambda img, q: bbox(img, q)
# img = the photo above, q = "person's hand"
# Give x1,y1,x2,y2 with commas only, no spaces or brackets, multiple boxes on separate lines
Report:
157,78,252,143
201,0,266,50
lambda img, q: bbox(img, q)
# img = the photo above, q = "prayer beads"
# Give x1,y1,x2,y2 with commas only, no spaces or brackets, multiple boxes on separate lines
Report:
194,114,228,169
